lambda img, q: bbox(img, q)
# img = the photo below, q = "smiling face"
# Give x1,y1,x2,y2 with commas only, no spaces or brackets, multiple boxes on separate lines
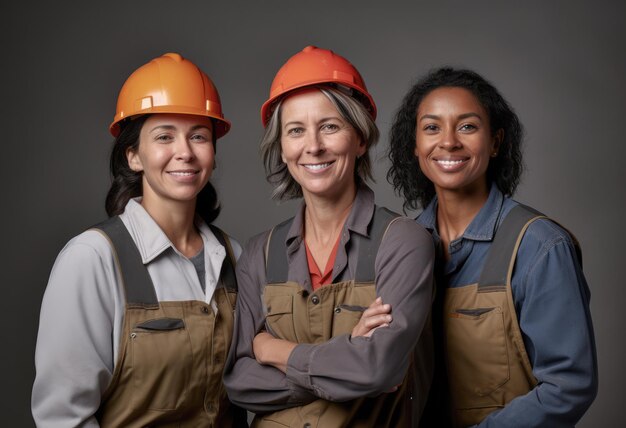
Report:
280,89,366,201
414,87,501,199
127,113,215,211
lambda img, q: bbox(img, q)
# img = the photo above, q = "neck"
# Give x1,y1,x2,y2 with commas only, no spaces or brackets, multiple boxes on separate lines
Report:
435,181,490,257
140,193,202,258
302,183,357,247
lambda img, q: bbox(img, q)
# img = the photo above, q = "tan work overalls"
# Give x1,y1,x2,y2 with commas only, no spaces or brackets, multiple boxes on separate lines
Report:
255,207,417,428
91,217,244,427
442,205,580,427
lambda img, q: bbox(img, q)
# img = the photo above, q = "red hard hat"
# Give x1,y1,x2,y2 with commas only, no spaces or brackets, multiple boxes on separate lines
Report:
109,53,230,138
260,46,376,126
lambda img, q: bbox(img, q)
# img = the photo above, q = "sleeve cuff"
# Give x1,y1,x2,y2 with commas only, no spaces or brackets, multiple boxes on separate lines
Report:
286,343,316,393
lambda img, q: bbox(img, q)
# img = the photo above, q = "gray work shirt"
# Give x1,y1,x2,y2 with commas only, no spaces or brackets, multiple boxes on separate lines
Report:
32,198,241,428
224,185,435,414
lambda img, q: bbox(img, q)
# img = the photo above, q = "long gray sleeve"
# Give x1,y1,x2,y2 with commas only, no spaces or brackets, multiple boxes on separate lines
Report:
32,238,118,427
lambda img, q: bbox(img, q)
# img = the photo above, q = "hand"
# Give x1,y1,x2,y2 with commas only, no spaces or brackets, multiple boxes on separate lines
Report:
253,330,297,373
351,297,392,338
252,331,274,364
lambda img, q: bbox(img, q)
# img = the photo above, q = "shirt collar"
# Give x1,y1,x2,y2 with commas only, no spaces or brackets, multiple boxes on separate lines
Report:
284,182,376,245
419,184,505,242
120,198,224,264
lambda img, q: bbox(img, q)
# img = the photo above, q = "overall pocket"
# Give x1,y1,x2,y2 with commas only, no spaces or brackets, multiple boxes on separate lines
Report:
445,306,510,408
263,294,298,342
130,317,192,411
331,304,367,336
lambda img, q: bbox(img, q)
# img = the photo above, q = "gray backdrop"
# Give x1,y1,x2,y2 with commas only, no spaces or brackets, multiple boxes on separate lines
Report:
4,1,624,426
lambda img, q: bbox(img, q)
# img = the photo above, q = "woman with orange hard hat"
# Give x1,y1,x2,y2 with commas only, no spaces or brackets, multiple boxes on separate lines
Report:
224,46,435,427
33,53,247,427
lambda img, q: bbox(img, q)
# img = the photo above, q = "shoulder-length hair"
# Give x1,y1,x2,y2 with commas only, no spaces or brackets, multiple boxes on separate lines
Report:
260,86,379,201
105,115,221,224
387,67,524,211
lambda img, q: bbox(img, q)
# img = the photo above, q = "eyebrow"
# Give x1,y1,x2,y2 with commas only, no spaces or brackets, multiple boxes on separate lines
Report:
149,124,212,133
418,112,483,122
283,116,343,128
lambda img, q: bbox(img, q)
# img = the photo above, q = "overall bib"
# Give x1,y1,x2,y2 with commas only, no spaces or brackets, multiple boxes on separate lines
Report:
91,217,243,427
255,207,417,428
442,205,580,427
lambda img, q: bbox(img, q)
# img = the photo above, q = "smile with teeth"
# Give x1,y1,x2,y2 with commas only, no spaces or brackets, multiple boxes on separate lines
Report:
168,171,198,176
436,159,465,166
303,162,333,171
434,158,468,170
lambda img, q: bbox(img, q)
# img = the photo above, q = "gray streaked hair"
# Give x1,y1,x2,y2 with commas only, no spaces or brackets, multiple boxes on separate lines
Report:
260,86,379,201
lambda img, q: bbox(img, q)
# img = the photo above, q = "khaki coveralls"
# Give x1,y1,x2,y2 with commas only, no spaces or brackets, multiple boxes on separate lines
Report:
441,205,580,427
91,217,244,427
255,207,416,428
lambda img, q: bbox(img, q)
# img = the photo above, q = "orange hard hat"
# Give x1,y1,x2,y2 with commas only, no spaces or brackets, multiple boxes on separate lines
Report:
260,46,376,126
109,53,230,138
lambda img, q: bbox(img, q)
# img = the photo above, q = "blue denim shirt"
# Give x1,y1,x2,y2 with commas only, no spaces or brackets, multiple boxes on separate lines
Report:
417,185,597,428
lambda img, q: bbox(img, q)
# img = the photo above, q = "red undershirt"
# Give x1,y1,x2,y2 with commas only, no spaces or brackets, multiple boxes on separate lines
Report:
305,234,342,290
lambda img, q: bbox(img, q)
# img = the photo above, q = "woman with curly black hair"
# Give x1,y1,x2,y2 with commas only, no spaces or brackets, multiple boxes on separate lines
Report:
388,67,597,427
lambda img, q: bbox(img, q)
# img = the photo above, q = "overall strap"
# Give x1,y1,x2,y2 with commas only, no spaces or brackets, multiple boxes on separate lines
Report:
477,204,545,291
91,216,159,308
265,207,399,284
265,217,294,284
354,206,400,282
208,224,237,291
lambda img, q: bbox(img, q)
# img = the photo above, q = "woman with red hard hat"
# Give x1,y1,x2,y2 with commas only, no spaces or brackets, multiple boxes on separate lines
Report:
224,46,435,427
33,53,247,427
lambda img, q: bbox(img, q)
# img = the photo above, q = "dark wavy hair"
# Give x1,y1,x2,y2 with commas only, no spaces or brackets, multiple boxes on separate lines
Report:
387,67,524,211
105,115,221,224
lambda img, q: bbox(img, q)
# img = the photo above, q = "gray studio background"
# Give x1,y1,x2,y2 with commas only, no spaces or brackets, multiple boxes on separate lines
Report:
4,1,624,426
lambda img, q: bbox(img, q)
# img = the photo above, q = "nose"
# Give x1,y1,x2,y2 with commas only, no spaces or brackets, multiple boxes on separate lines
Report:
174,136,195,161
305,131,325,155
438,127,462,150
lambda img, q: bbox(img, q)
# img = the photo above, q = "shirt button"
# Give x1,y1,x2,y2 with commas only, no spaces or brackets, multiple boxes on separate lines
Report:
303,424,311,428
311,295,320,305
202,306,210,314
334,306,341,314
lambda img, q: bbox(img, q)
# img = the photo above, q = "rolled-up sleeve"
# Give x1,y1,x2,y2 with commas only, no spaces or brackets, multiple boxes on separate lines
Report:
286,218,434,401
478,222,598,427
32,236,119,427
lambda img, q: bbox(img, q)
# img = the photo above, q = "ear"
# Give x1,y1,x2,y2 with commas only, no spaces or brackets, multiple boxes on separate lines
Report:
492,129,504,157
281,151,287,164
356,137,367,158
126,147,143,172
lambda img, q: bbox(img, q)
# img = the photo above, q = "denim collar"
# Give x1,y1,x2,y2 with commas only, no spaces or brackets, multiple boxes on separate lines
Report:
419,184,504,243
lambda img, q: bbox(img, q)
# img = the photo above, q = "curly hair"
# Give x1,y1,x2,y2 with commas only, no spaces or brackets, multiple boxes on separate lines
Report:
105,115,221,224
261,86,379,201
387,67,524,211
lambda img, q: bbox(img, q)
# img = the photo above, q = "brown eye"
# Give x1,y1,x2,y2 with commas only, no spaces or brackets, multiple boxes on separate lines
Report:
155,134,173,143
459,124,477,132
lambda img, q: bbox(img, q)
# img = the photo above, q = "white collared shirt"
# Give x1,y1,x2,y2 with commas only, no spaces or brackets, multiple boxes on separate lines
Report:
32,198,241,427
